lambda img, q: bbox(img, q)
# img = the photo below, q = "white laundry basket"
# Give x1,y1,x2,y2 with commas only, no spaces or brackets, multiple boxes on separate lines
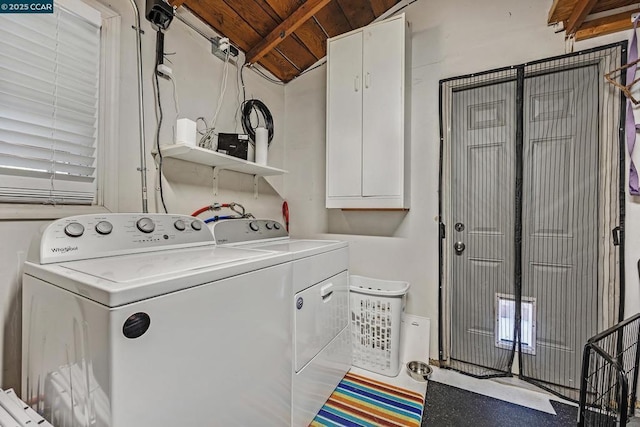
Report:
350,275,410,377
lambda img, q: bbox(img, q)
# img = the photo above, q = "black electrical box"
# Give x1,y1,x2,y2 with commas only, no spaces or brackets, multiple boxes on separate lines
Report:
145,0,173,30
217,133,250,160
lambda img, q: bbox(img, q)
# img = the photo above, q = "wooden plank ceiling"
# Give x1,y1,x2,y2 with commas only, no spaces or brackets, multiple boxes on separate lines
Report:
170,0,401,82
549,0,640,40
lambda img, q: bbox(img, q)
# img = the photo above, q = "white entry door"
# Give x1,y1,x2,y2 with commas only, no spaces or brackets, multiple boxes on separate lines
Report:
450,80,517,372
520,65,599,390
449,65,600,391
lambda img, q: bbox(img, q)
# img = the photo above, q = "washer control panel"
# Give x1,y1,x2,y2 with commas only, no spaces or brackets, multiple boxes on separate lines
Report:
36,214,213,264
210,219,288,244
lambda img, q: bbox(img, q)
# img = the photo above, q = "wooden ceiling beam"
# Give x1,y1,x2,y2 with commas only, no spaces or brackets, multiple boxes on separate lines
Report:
260,0,327,60
315,0,352,37
592,0,640,15
370,0,397,17
260,51,299,81
337,0,376,29
548,0,564,23
182,0,290,80
264,0,298,18
246,0,332,64
565,0,599,35
171,0,188,8
574,10,636,40
548,0,580,24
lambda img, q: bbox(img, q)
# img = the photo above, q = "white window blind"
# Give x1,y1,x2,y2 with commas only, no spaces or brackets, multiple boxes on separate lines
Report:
0,0,101,205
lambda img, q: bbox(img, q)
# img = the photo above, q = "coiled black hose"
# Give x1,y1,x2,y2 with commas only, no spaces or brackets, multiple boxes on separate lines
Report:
241,99,274,146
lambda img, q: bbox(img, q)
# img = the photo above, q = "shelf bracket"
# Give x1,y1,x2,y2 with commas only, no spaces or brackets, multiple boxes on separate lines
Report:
253,175,259,199
212,166,220,196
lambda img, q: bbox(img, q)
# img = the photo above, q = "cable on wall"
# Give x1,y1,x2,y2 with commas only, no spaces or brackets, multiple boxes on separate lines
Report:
127,0,149,213
248,64,285,86
153,29,169,213
199,47,231,149
241,99,274,146
234,62,247,131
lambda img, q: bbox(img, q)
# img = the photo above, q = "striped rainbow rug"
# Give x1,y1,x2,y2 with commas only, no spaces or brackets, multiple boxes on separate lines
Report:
310,371,425,427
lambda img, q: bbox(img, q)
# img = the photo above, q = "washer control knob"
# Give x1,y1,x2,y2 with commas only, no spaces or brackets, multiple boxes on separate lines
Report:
265,222,273,230
95,221,113,235
136,217,155,233
64,222,85,238
249,221,259,232
174,220,186,231
191,221,202,231
273,223,281,230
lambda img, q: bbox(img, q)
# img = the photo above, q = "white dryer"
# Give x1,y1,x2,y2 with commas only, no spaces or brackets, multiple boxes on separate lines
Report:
210,219,352,427
22,213,295,427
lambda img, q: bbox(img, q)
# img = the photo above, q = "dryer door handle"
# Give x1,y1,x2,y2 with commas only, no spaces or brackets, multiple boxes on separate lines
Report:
320,283,334,302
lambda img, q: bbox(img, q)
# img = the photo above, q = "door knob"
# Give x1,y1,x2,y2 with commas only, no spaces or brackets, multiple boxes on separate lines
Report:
454,241,465,255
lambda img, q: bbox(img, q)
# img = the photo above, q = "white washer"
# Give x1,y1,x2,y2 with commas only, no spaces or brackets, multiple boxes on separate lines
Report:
210,219,352,427
22,213,295,427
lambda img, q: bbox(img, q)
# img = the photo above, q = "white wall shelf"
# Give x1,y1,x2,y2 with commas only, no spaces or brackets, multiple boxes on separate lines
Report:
159,143,287,197
160,143,287,175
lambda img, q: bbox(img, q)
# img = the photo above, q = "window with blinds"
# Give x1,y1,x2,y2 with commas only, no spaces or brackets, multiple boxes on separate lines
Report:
0,0,101,205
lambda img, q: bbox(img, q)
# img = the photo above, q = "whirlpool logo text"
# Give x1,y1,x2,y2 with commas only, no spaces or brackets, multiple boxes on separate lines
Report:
51,246,78,254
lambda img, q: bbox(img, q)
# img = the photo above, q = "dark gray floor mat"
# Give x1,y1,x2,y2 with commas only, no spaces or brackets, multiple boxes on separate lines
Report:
422,381,577,426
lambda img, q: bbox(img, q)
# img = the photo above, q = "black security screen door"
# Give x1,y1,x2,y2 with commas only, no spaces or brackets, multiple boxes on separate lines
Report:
438,42,626,401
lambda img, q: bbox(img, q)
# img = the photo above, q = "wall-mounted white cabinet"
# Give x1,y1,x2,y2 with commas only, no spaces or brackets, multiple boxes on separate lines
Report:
326,14,410,209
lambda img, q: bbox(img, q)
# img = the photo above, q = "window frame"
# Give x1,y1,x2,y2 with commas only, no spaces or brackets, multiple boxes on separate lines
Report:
0,0,120,219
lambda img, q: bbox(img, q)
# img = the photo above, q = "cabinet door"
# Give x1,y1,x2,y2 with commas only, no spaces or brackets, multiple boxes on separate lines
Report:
362,17,405,197
326,31,363,198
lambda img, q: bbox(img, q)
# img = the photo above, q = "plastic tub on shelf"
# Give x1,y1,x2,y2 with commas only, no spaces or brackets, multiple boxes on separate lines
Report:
350,275,410,377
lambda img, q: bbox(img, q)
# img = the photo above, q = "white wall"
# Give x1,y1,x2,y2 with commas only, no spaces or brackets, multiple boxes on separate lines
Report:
0,0,286,391
4,0,640,394
283,0,640,360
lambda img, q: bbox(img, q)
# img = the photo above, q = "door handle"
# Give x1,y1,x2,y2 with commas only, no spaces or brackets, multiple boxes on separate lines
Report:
612,226,621,246
321,283,334,302
365,72,370,88
355,75,360,92
454,241,465,255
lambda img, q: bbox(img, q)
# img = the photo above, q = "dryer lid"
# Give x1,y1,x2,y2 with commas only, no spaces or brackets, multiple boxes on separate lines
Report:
243,240,347,259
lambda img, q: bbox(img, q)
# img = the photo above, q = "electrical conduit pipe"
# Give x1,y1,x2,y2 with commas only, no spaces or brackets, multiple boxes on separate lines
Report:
128,0,149,213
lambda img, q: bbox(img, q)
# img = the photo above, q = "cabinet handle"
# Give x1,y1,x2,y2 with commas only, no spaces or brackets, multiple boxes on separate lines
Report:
354,75,360,92
365,72,370,88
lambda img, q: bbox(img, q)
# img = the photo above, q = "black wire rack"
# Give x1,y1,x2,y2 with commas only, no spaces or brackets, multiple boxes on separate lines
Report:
578,312,640,426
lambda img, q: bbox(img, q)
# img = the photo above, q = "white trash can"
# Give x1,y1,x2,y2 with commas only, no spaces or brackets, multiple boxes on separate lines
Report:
350,275,410,377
